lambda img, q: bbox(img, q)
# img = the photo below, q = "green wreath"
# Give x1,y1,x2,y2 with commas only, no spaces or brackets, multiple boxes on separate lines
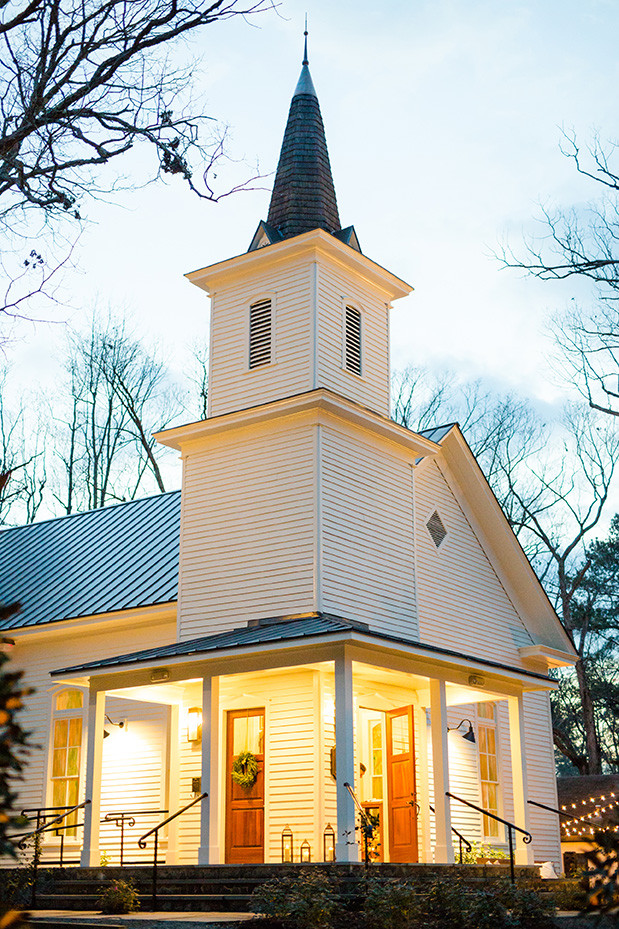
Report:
232,750,259,789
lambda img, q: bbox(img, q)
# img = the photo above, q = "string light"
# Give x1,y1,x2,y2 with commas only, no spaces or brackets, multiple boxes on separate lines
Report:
560,790,619,839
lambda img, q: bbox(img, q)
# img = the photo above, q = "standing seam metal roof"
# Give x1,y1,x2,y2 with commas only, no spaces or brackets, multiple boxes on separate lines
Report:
0,491,181,630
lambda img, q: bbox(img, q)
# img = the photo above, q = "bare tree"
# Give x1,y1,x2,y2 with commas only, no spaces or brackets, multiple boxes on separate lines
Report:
187,339,209,420
0,383,47,525
53,314,182,512
0,0,273,224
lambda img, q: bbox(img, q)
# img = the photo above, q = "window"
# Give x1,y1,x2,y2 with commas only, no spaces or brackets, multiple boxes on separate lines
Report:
49,689,84,836
344,306,362,375
478,702,500,839
249,298,272,369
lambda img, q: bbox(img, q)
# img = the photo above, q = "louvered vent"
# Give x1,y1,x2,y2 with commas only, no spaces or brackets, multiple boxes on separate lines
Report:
427,510,447,548
344,306,362,375
249,298,272,369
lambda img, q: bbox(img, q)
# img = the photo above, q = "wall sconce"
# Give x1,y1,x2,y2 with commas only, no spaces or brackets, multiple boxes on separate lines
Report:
281,825,293,863
187,706,202,742
103,715,127,739
300,839,311,863
323,823,335,862
447,718,476,743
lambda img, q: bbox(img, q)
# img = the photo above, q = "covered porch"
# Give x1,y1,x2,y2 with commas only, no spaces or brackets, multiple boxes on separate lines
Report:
48,617,551,869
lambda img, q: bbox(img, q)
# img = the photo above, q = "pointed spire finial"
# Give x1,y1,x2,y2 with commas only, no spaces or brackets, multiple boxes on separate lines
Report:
303,15,308,66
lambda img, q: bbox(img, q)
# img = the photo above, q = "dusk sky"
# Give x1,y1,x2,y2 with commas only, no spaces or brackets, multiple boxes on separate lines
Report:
8,0,619,422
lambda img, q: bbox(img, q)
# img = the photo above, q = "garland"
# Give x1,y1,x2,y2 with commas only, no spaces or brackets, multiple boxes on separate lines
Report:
232,750,259,789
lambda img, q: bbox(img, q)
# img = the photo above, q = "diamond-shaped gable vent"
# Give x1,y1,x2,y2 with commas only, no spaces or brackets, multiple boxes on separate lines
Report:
427,511,447,548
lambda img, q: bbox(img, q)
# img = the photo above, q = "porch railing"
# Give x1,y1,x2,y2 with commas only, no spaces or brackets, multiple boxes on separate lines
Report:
16,800,90,906
343,781,378,869
428,803,472,864
446,792,532,884
138,792,208,909
102,809,168,866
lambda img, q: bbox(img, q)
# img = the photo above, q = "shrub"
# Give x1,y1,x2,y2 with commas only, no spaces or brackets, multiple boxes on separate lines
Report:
96,879,140,914
501,884,556,928
251,869,337,929
362,877,419,929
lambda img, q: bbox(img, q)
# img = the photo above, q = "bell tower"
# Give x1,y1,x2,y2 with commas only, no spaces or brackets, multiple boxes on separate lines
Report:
186,36,412,419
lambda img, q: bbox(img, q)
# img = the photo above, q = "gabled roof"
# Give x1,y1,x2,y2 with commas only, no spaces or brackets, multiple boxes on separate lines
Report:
0,491,180,630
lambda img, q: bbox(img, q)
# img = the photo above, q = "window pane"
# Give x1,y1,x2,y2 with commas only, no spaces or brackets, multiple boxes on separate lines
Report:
68,718,82,746
478,727,487,753
52,780,66,807
478,702,495,720
390,715,409,754
233,713,264,755
487,728,496,754
480,755,488,781
54,718,68,748
52,748,66,778
488,756,498,782
67,746,80,776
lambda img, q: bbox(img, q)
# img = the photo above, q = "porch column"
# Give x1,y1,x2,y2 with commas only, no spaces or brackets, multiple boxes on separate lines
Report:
80,686,105,867
507,694,535,865
198,674,220,864
334,651,359,862
429,678,454,863
165,704,180,864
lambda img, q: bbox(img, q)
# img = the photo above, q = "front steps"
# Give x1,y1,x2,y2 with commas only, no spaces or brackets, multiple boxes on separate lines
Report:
4,862,546,913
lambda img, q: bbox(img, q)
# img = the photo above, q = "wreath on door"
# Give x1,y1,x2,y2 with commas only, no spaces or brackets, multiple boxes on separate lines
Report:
232,750,259,789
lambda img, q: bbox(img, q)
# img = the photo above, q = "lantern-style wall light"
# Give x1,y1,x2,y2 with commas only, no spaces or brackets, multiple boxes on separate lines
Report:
323,823,335,862
300,839,311,863
187,706,202,743
281,825,293,863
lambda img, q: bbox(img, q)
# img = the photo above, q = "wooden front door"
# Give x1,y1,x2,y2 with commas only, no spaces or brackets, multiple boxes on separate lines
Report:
386,705,418,862
225,708,265,863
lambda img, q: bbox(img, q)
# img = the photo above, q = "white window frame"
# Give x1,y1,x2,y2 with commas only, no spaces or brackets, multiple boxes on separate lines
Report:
44,686,87,844
476,701,506,844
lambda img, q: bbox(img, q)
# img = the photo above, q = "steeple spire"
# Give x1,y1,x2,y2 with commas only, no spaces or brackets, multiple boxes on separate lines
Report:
248,26,361,253
265,26,340,240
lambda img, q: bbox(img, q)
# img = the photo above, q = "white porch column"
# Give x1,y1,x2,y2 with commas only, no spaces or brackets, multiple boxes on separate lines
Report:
334,651,359,862
198,674,220,864
165,704,180,864
508,694,535,865
80,686,105,866
429,678,454,863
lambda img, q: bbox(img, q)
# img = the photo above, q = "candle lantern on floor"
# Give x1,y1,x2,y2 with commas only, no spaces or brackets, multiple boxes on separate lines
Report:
323,823,335,862
300,839,311,862
281,825,293,863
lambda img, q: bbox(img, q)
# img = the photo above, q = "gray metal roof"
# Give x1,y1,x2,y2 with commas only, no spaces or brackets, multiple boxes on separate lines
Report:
0,491,181,631
417,423,456,444
52,614,357,674
50,611,551,685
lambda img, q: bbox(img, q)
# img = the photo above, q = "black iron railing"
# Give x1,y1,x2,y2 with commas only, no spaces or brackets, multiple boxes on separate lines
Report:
343,781,379,868
16,800,90,906
102,809,168,866
428,803,472,863
527,798,572,820
138,792,208,909
446,792,532,884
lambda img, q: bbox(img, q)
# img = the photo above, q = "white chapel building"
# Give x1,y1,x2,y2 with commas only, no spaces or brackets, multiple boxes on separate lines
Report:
0,48,577,872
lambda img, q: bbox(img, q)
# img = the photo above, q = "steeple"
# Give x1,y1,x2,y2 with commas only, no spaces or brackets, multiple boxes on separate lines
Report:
248,28,361,253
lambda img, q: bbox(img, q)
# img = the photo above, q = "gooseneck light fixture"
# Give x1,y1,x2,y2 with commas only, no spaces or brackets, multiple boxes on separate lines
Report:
447,718,476,743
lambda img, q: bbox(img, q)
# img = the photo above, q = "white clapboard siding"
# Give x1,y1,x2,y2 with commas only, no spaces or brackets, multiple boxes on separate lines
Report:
209,259,312,417
316,263,391,416
523,692,562,869
320,422,417,637
178,423,316,639
1,618,175,866
99,697,168,865
414,460,534,665
320,674,337,859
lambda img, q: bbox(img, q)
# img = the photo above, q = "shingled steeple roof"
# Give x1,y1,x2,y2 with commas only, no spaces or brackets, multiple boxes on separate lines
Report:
248,33,361,254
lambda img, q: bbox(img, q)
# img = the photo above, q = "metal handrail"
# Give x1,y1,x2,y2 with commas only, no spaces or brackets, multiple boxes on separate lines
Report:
429,803,472,863
446,792,532,884
17,800,90,907
343,781,377,868
138,793,208,909
527,798,572,820
102,809,168,866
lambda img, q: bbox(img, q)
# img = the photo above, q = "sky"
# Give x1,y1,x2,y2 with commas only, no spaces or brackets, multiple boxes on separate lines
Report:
7,0,619,433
